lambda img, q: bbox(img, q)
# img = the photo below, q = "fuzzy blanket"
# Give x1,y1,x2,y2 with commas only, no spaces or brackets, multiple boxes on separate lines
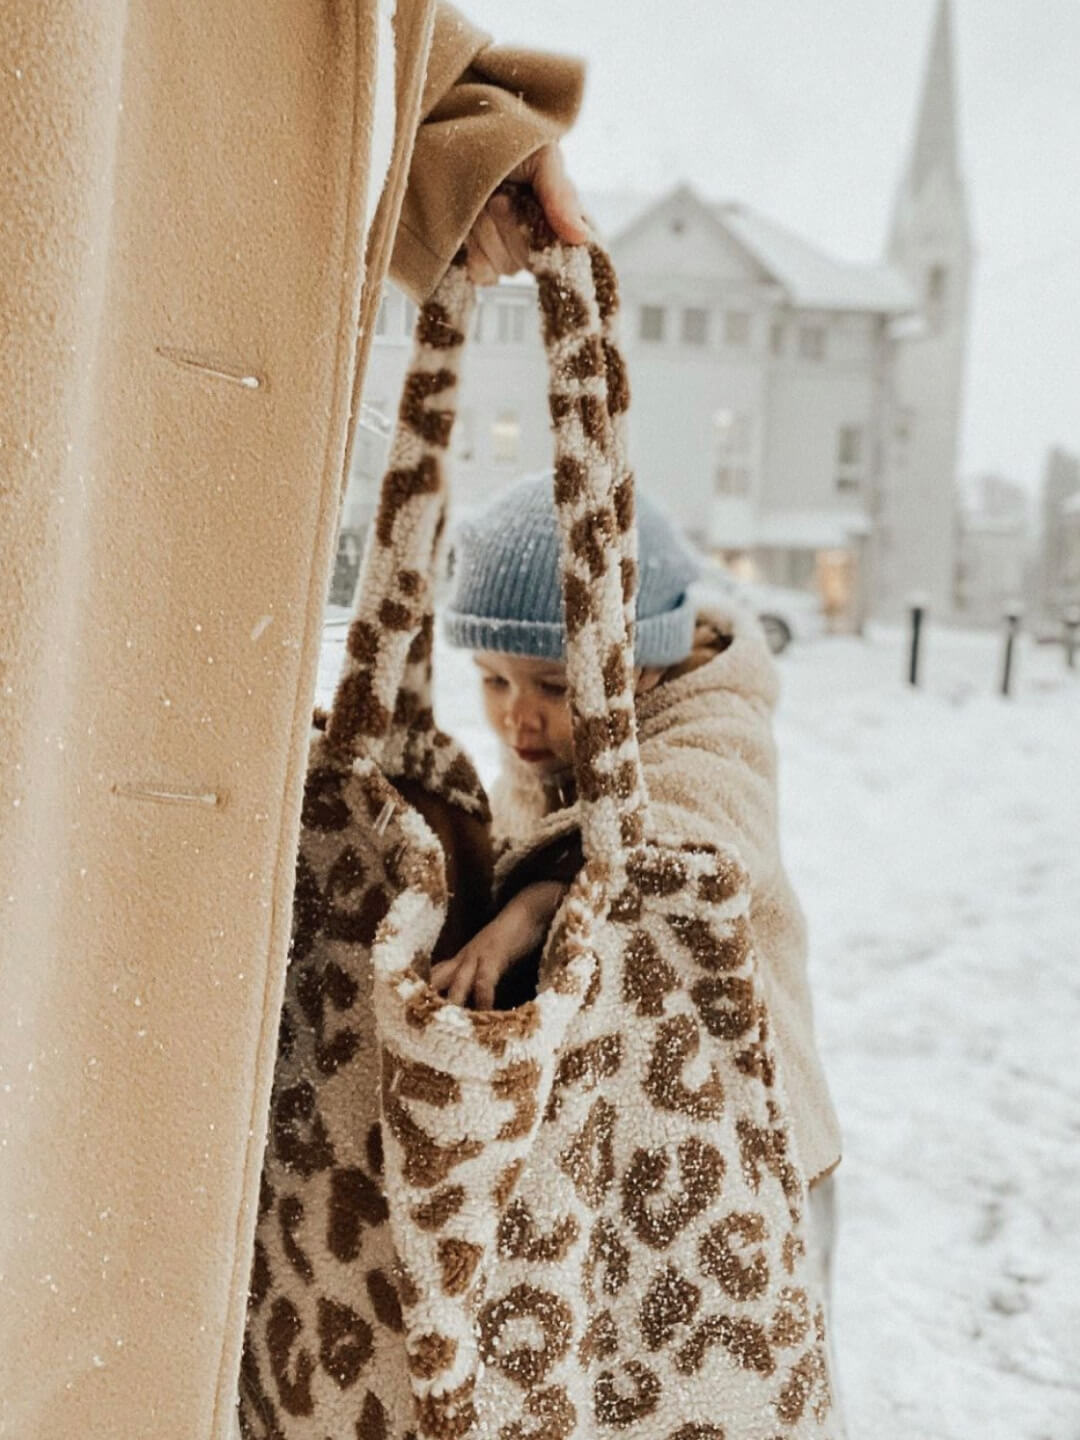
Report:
490,600,843,1186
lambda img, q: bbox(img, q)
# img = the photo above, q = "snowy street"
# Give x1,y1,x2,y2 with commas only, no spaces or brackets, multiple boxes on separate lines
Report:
317,619,1080,1438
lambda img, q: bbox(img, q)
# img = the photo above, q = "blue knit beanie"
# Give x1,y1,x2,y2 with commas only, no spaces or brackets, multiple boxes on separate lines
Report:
442,472,702,666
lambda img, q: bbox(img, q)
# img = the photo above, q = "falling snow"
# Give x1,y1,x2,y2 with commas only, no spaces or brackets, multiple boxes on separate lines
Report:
315,615,1080,1437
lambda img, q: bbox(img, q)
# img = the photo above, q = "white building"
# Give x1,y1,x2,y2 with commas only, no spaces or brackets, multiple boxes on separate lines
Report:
954,474,1031,625
1057,494,1080,610
1035,446,1080,617
342,0,971,626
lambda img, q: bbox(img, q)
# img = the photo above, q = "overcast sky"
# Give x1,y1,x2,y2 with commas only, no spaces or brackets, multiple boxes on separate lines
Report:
463,0,1080,500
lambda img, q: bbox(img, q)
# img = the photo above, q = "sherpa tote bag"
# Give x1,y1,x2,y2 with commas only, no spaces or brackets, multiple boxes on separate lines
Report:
239,195,841,1440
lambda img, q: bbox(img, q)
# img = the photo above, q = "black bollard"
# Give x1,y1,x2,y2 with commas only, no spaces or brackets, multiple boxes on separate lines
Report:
907,593,927,687
1064,605,1080,670
1000,603,1023,698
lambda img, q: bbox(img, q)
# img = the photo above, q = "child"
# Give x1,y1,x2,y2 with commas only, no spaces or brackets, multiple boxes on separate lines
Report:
434,469,843,1319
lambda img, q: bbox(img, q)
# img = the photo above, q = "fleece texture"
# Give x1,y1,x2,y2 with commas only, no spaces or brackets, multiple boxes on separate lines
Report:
242,208,841,1436
489,603,844,1188
0,4,582,1436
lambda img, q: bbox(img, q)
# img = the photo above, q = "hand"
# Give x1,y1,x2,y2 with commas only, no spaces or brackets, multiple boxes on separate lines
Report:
465,143,588,286
429,881,568,1009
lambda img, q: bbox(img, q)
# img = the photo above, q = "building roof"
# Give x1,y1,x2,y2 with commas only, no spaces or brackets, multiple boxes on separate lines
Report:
585,186,917,315
715,203,916,314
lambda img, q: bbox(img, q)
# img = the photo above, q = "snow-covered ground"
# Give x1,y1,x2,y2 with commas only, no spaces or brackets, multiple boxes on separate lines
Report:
317,618,1080,1438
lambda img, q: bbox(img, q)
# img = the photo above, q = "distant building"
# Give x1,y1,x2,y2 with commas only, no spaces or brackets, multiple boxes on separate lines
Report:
342,0,971,626
1035,446,1080,616
954,474,1030,624
1060,494,1080,610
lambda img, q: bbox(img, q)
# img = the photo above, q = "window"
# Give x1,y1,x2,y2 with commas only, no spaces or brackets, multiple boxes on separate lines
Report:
682,308,708,345
455,408,475,462
374,296,389,337
639,305,665,342
472,302,485,342
492,411,520,464
715,467,751,497
402,298,418,337
927,265,948,307
495,303,527,343
835,424,863,493
724,311,751,347
769,321,784,356
713,408,753,497
837,426,862,467
798,324,826,361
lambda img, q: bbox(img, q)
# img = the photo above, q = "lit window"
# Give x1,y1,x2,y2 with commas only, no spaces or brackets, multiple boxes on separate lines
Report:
682,308,708,345
798,324,826,361
724,311,751,347
713,409,753,498
496,303,527,343
492,411,520,464
640,305,665,342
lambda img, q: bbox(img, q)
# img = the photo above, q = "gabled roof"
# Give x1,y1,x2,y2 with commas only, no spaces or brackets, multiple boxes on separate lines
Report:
584,185,917,315
715,204,916,314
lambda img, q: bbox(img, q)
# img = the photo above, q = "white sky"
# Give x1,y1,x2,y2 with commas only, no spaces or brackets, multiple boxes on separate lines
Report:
462,0,1080,498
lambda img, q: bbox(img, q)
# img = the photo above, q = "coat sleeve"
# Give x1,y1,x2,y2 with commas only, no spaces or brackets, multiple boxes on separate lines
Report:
389,2,586,301
638,626,785,894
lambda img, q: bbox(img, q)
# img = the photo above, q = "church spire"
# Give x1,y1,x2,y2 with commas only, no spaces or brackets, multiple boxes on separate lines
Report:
887,0,969,265
908,0,960,195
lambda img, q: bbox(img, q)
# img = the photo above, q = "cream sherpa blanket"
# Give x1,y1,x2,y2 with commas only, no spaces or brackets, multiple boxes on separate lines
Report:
490,599,843,1187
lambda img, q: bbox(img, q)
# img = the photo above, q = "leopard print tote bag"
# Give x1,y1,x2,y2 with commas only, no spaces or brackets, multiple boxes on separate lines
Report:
239,197,841,1440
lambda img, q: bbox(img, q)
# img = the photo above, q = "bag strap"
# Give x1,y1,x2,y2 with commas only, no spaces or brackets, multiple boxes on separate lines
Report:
326,194,648,869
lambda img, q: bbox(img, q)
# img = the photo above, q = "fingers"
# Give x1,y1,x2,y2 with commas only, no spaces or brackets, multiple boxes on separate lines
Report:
464,230,498,287
429,956,459,992
528,145,588,245
472,952,507,1012
488,192,531,271
448,954,478,1007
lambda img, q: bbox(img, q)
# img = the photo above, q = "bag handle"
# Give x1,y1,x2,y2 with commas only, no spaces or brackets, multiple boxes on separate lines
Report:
326,193,648,868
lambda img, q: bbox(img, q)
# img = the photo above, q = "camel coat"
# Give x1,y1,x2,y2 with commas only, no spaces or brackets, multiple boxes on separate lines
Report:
0,4,582,1436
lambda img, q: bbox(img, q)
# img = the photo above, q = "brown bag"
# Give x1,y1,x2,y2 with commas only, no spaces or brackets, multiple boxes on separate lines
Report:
239,198,840,1440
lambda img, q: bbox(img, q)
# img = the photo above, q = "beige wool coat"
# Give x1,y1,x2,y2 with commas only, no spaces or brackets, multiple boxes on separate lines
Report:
489,602,844,1188
0,5,582,1436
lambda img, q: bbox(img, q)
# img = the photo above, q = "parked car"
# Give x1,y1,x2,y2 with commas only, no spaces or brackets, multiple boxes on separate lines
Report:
690,558,826,654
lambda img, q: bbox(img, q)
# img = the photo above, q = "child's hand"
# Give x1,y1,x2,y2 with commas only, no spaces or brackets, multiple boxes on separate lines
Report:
429,880,568,1010
464,143,588,286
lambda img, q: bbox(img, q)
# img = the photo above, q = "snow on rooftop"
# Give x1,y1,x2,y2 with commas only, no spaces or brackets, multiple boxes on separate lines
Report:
715,203,917,314
583,185,917,316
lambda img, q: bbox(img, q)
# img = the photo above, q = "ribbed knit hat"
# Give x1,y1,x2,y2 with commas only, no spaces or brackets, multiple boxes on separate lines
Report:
442,472,702,666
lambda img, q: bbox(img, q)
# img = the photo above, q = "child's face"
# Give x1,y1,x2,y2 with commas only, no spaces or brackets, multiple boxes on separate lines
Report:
472,651,662,773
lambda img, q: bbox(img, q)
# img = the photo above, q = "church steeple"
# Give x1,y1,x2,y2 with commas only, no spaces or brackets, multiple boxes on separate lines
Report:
908,0,961,195
887,0,970,268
